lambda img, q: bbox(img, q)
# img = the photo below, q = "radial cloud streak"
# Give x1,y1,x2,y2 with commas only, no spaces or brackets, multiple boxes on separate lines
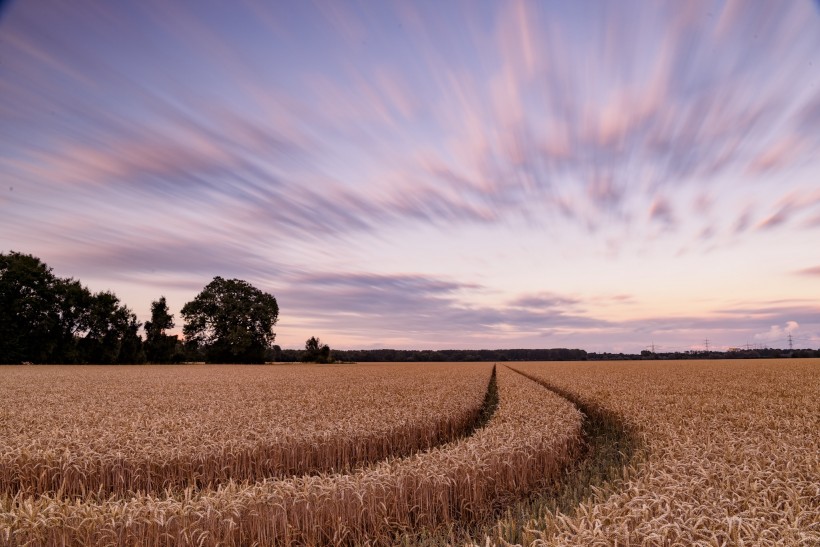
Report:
1,0,819,351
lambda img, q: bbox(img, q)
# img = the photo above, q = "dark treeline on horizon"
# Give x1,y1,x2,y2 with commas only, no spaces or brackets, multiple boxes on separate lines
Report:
3,251,819,365
274,346,820,363
273,347,589,363
585,348,820,360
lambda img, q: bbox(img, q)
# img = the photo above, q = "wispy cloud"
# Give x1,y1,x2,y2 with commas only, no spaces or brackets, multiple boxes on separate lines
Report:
756,191,820,231
508,293,582,310
277,272,820,350
279,272,611,343
649,197,677,228
4,1,818,249
1,1,819,351
795,266,820,277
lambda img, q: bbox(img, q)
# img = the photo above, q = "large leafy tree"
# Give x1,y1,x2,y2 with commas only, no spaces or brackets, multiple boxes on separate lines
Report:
144,296,177,363
0,252,61,363
181,277,278,363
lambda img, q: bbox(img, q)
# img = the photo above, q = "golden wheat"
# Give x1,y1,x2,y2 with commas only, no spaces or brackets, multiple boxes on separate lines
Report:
498,359,820,547
0,363,491,500
0,365,582,546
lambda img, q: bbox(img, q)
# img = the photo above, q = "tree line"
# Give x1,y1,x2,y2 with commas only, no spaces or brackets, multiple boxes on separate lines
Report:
0,252,280,364
6,251,817,365
1,252,144,364
273,347,588,363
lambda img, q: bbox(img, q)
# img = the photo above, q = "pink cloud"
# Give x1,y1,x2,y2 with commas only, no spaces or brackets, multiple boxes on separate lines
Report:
795,266,820,277
757,190,820,231
732,206,754,234
748,136,803,174
22,129,233,187
496,0,540,81
649,197,676,227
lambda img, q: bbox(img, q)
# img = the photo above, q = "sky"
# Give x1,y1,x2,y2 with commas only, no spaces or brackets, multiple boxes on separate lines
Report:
1,0,819,353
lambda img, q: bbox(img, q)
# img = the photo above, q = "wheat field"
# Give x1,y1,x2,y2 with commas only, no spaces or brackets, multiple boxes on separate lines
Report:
2,359,817,546
0,363,582,545
0,363,492,500
492,359,820,546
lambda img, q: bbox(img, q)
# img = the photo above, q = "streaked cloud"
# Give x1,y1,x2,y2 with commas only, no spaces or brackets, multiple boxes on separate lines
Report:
1,0,818,350
796,266,820,277
277,271,614,347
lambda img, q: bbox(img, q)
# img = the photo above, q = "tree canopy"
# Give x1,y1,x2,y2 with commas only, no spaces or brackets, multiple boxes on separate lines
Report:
181,276,278,363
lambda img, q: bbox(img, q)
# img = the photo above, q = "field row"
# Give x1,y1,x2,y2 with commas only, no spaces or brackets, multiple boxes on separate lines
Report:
0,366,583,546
0,364,492,499
494,360,820,546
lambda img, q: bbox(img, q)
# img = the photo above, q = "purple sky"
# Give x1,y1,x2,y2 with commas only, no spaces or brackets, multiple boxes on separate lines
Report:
2,1,819,352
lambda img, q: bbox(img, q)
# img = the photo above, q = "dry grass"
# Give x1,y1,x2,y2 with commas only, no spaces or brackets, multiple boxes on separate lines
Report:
0,363,491,499
488,359,820,546
0,365,583,546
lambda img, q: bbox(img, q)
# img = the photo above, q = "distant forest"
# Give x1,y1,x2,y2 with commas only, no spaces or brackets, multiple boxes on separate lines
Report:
274,346,820,363
3,251,818,364
274,347,589,363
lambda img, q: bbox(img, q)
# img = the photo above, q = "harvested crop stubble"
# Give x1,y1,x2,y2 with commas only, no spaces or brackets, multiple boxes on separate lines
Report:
0,365,583,546
502,359,820,546
0,363,491,500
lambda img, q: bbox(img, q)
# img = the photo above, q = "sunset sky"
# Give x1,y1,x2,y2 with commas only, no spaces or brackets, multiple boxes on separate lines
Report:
2,0,819,352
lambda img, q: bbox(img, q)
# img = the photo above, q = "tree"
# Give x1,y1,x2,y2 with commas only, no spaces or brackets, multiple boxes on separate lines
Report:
53,278,93,363
181,277,278,363
78,291,143,364
117,313,146,363
303,336,332,363
144,296,177,363
0,252,61,363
